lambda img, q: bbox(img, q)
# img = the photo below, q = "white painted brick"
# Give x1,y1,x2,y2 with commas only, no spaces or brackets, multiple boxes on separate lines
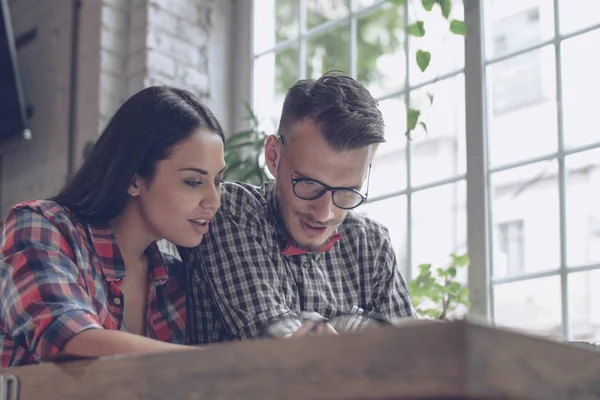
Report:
147,50,177,78
197,4,213,29
177,20,208,46
101,5,128,33
147,6,178,35
101,28,128,57
101,50,126,75
149,0,199,23
99,93,122,120
100,71,124,98
128,72,147,96
146,30,202,66
145,75,174,88
103,0,130,12
177,65,209,90
127,50,148,77
128,27,148,57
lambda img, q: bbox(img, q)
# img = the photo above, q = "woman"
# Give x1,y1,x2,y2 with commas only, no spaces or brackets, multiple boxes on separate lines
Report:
0,86,226,367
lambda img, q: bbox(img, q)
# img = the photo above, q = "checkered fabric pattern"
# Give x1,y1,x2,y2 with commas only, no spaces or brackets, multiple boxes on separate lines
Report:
0,200,187,368
185,181,416,343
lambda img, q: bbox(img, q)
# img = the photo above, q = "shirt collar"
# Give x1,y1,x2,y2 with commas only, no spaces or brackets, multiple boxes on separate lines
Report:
264,182,343,256
86,224,169,284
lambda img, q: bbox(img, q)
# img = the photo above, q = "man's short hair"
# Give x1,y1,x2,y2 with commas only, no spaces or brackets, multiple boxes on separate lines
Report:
278,70,386,150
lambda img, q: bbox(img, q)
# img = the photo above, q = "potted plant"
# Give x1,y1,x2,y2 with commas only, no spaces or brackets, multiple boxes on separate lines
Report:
223,102,272,185
408,253,470,320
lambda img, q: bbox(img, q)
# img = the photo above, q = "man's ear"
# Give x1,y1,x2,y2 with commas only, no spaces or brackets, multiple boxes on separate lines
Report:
264,135,281,177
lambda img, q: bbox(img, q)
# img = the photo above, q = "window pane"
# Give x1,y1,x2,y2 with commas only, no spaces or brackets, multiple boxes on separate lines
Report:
306,24,350,78
483,0,554,60
411,181,467,276
254,0,299,55
409,75,466,186
561,29,600,150
354,0,377,10
358,196,407,276
369,96,407,198
486,46,557,167
490,161,560,277
356,3,405,98
306,0,349,31
493,276,563,339
253,47,298,131
566,149,600,266
408,1,464,85
569,270,600,342
559,0,600,34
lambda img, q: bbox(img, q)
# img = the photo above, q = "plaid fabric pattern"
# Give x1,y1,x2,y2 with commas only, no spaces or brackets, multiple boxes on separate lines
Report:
186,181,415,343
0,200,187,368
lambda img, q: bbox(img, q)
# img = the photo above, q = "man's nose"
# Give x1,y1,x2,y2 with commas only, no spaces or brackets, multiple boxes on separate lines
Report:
309,192,335,222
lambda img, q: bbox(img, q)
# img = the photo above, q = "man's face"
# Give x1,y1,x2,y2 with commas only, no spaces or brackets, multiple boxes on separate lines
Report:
270,119,373,251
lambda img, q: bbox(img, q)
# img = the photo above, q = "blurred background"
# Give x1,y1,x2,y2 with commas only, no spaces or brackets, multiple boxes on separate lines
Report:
0,0,598,342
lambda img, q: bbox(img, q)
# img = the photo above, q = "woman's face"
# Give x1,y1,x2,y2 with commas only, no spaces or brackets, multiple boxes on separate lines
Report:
134,128,226,248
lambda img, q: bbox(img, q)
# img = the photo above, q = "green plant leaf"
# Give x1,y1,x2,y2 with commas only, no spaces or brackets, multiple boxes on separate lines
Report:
449,282,462,293
388,0,407,5
437,0,452,19
418,263,432,272
427,92,434,104
416,49,431,72
451,253,470,267
406,108,421,136
447,266,457,277
450,19,468,36
225,140,258,152
419,121,428,134
243,100,260,127
407,21,426,37
224,129,256,145
422,0,435,11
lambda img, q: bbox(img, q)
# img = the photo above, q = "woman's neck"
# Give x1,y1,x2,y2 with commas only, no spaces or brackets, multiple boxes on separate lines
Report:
110,203,157,273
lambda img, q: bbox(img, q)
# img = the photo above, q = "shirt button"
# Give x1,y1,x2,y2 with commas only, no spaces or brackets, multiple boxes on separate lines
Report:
113,297,122,306
303,262,310,269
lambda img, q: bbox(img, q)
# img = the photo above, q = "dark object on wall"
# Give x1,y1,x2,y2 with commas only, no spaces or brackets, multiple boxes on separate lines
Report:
0,0,30,149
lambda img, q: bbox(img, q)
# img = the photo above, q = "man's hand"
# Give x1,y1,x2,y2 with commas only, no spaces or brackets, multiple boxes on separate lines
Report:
289,311,338,337
291,319,338,337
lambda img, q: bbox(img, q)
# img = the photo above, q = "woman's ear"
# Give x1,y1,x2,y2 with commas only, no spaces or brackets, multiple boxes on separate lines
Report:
264,135,280,177
128,175,141,197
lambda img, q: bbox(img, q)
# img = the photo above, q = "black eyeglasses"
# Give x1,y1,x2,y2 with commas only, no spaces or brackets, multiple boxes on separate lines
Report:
279,135,371,210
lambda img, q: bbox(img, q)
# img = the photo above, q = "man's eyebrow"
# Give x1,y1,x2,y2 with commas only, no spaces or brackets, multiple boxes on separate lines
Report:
293,170,362,190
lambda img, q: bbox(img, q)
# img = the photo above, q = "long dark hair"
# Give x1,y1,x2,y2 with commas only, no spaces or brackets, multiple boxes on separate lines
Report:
51,86,225,224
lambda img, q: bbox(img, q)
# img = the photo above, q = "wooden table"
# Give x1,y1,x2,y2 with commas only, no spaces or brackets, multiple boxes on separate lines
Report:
1,320,599,399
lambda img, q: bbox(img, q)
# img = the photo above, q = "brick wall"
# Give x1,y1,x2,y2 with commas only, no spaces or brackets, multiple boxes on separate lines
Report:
0,0,236,217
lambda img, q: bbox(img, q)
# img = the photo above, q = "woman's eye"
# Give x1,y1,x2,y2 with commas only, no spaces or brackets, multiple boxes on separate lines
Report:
186,181,203,188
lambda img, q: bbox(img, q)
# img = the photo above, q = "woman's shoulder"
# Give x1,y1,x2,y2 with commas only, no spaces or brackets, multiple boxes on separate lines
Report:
3,200,83,240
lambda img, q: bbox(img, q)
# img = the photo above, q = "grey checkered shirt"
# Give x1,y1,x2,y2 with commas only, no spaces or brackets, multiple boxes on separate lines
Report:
185,181,416,343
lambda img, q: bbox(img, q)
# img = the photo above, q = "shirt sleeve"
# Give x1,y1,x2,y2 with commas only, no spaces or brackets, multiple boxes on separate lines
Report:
0,206,103,362
189,211,301,340
370,227,417,320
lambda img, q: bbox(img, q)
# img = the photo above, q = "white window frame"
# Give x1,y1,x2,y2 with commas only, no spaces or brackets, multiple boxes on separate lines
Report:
240,0,600,338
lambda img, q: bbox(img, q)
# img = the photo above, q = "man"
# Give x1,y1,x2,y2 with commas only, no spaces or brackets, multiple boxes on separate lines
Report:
185,70,415,343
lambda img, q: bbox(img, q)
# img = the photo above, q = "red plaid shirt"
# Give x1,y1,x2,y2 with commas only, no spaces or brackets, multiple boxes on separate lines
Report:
0,200,187,368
